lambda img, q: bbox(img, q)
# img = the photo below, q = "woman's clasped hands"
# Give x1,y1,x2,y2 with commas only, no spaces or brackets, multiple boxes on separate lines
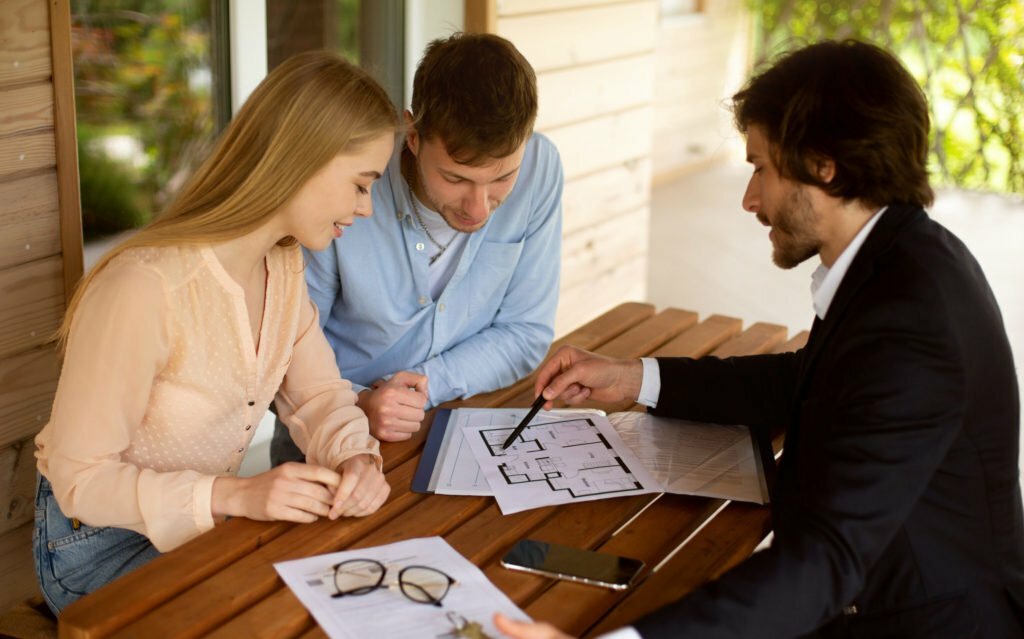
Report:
211,454,389,523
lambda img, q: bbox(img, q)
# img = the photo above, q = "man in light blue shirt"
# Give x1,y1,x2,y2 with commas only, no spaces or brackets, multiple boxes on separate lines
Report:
272,33,562,462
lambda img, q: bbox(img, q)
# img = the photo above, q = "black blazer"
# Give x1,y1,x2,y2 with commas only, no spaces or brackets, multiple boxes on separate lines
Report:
635,205,1024,638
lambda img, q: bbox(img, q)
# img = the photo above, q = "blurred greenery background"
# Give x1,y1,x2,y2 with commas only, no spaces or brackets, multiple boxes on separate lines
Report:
73,1,1022,239
750,0,1024,194
73,0,215,237
72,0,361,239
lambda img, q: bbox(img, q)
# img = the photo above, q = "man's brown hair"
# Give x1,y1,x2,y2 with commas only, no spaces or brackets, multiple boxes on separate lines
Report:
411,32,537,165
732,40,934,209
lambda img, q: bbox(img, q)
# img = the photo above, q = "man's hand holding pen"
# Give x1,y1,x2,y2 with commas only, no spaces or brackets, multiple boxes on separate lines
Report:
532,346,644,408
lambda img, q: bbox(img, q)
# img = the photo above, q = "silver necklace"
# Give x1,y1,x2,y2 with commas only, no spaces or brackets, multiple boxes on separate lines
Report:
407,183,459,265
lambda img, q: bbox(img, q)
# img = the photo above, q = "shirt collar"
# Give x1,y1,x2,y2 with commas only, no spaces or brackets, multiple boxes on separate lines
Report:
811,206,887,319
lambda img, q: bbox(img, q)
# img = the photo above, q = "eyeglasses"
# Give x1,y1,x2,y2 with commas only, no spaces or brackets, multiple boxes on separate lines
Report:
331,558,457,606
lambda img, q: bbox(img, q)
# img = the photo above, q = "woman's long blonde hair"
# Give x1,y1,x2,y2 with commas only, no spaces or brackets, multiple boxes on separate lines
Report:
58,51,399,351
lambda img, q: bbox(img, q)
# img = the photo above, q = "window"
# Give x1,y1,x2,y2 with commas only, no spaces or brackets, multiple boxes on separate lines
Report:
72,0,228,241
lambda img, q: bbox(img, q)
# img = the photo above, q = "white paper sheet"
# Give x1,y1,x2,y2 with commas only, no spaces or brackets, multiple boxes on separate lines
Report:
274,536,528,639
462,412,662,514
433,408,604,495
609,412,767,504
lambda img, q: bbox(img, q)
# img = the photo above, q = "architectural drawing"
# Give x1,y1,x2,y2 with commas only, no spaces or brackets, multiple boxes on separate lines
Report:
476,418,643,499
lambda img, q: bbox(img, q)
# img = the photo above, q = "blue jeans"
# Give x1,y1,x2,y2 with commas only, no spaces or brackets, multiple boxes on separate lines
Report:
33,474,160,615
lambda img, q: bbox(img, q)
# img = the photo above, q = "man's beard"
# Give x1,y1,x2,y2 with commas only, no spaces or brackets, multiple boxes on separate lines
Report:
765,186,820,269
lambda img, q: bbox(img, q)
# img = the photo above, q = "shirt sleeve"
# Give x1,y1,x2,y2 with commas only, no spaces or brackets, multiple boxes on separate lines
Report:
302,244,369,395
38,261,217,552
637,358,661,408
274,287,382,472
303,245,341,330
414,139,564,406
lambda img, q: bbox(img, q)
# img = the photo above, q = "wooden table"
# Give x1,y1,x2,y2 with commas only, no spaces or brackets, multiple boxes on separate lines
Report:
60,303,808,639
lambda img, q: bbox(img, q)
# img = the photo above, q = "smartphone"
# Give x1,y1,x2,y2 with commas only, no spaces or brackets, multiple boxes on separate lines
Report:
500,539,645,590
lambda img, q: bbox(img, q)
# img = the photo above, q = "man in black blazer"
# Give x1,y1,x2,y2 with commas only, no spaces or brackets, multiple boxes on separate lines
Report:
495,40,1022,639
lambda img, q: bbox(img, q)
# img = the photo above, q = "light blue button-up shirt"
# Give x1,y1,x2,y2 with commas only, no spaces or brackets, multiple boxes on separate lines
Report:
303,133,564,408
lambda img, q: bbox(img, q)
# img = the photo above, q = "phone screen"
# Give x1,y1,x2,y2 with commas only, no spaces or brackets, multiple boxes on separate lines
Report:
500,539,644,590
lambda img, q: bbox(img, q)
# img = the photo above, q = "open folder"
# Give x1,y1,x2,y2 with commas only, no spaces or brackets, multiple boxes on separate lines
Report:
413,408,771,505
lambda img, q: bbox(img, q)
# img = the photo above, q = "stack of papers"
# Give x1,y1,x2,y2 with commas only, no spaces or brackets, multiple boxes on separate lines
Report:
413,409,768,514
275,536,527,639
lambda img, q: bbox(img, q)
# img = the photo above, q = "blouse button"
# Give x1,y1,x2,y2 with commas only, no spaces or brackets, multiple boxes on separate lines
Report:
247,400,255,406
415,242,425,251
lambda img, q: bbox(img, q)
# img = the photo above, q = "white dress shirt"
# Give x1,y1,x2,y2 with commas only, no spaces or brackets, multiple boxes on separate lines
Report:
811,206,887,319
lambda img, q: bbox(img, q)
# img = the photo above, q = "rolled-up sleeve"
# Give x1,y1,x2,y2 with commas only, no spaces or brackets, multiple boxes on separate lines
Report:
274,288,382,472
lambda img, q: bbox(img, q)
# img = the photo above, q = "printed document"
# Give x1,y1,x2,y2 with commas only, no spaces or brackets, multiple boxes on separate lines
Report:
431,408,604,495
275,536,527,639
462,412,661,514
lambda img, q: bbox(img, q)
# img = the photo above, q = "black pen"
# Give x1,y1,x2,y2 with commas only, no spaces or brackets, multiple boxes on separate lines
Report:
501,394,546,449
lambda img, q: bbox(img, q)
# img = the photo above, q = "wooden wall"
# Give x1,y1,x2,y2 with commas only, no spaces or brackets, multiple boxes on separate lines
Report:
472,0,658,336
651,0,752,182
0,0,82,611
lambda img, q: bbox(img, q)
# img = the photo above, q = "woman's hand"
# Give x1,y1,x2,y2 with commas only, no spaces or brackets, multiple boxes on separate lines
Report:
329,454,390,519
493,613,575,639
212,462,341,523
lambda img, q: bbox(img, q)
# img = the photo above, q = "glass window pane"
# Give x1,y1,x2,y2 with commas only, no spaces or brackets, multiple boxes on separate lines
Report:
266,0,360,71
72,0,223,241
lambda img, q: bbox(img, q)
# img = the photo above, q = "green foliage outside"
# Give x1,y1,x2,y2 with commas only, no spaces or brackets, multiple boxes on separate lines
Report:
73,0,363,238
77,124,147,239
748,0,1024,194
73,0,215,235
336,0,360,64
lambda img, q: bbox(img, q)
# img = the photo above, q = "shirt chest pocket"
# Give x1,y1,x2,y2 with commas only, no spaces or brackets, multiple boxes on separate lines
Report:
462,240,525,317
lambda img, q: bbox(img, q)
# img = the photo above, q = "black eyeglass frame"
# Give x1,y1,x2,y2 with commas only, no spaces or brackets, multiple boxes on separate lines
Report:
331,558,457,607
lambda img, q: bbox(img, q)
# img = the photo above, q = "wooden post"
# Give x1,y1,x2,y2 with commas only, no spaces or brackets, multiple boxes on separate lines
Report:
465,0,497,34
50,0,83,301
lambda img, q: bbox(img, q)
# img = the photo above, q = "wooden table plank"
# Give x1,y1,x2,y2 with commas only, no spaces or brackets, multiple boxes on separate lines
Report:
711,321,787,358
206,588,315,639
775,329,809,353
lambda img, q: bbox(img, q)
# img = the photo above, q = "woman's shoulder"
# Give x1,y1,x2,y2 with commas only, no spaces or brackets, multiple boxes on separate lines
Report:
108,245,204,290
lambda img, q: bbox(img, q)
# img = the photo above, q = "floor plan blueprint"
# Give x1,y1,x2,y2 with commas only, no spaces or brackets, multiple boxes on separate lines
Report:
464,413,660,514
480,418,644,498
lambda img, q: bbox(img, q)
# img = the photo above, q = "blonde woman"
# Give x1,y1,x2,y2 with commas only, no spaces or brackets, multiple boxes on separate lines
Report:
33,52,398,614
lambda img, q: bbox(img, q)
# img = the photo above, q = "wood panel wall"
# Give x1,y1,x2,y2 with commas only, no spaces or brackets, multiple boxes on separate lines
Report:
468,0,658,336
651,0,752,182
0,0,82,612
